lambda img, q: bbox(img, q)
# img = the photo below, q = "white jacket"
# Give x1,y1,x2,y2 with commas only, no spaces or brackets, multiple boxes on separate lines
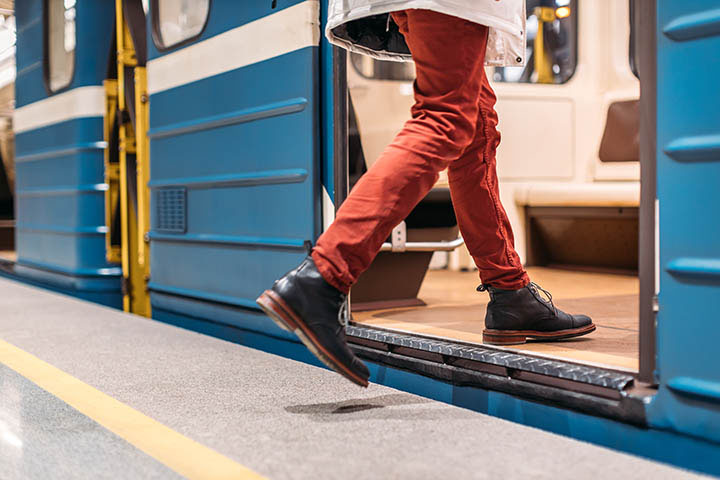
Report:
326,0,526,67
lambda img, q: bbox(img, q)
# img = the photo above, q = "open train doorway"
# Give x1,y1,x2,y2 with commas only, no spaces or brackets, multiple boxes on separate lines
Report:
0,10,14,265
341,0,650,374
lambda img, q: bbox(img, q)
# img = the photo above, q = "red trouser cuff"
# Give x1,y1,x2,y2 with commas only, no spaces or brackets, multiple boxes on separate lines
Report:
311,249,351,295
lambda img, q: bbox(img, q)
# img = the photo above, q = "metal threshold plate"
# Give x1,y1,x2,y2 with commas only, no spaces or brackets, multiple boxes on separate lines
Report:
346,323,649,425
347,324,634,390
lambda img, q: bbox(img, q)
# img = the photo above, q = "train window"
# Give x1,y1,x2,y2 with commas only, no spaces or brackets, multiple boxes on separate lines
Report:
629,0,639,78
45,0,76,92
350,53,415,82
153,0,210,49
493,0,578,84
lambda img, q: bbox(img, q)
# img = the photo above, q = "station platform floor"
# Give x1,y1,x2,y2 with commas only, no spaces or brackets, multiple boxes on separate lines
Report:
0,277,705,479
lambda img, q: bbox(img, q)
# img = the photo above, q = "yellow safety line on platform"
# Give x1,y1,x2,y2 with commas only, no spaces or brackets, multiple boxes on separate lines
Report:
0,339,265,480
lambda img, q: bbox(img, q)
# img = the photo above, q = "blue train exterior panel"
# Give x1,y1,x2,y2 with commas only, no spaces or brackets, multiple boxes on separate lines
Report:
147,2,321,322
649,0,720,443
15,120,110,274
13,1,120,306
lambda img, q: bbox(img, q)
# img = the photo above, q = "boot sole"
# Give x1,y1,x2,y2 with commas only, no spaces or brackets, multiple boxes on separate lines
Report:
256,290,369,388
482,323,597,346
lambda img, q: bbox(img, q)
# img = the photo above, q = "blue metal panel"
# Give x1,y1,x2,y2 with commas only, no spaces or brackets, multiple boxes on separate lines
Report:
320,0,336,201
147,0,307,60
14,117,106,155
14,0,40,33
73,1,116,90
649,0,720,444
0,268,121,308
662,7,720,41
13,118,120,294
15,0,44,107
15,1,115,107
148,3,320,316
13,3,120,305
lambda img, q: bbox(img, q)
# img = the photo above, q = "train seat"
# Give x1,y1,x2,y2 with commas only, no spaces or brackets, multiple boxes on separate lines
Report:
351,186,460,311
515,182,639,208
599,100,640,163
515,183,640,272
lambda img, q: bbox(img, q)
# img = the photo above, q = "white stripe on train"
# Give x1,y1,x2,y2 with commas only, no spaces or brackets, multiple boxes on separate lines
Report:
14,1,321,134
14,86,105,134
147,0,321,95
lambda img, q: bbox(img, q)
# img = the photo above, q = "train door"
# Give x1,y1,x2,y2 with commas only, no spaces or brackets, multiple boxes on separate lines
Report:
649,0,720,441
11,0,120,306
144,2,322,325
344,0,646,373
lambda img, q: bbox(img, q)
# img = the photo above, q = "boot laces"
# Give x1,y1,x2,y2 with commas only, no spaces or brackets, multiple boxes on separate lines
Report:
338,295,349,327
529,282,557,315
476,284,496,300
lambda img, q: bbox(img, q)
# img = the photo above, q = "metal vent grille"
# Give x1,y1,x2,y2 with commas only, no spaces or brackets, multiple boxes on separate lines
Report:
156,187,187,233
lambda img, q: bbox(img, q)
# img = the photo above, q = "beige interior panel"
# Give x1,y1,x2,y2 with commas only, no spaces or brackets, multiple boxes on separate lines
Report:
349,81,413,169
495,98,575,180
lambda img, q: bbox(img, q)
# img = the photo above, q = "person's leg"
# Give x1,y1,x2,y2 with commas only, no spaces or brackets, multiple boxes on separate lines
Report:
446,73,594,345
312,10,491,294
258,11,594,386
258,10,493,386
446,68,530,290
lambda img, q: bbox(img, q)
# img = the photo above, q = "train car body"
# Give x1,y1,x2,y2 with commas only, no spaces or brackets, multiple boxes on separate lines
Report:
4,0,720,476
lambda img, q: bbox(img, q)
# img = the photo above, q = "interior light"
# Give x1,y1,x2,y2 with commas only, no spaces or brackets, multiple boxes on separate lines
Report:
556,7,571,19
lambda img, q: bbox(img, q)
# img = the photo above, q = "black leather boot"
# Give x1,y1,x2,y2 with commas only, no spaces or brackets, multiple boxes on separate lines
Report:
480,282,595,345
257,257,370,387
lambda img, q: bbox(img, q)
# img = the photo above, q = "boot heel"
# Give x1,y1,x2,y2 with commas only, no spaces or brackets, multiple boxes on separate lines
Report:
257,290,298,332
482,329,528,346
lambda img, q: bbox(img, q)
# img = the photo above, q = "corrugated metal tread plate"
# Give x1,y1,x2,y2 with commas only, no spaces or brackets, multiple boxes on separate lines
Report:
347,324,634,391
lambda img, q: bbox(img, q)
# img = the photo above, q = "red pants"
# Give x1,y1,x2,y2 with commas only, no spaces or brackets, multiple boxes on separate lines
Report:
312,9,529,294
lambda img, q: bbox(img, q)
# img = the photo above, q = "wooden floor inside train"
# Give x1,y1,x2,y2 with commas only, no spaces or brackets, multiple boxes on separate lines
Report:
353,267,639,371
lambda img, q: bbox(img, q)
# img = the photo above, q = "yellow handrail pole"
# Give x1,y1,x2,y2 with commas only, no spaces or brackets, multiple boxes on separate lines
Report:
534,6,556,84
103,79,121,264
135,65,151,315
114,0,151,316
115,0,132,311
